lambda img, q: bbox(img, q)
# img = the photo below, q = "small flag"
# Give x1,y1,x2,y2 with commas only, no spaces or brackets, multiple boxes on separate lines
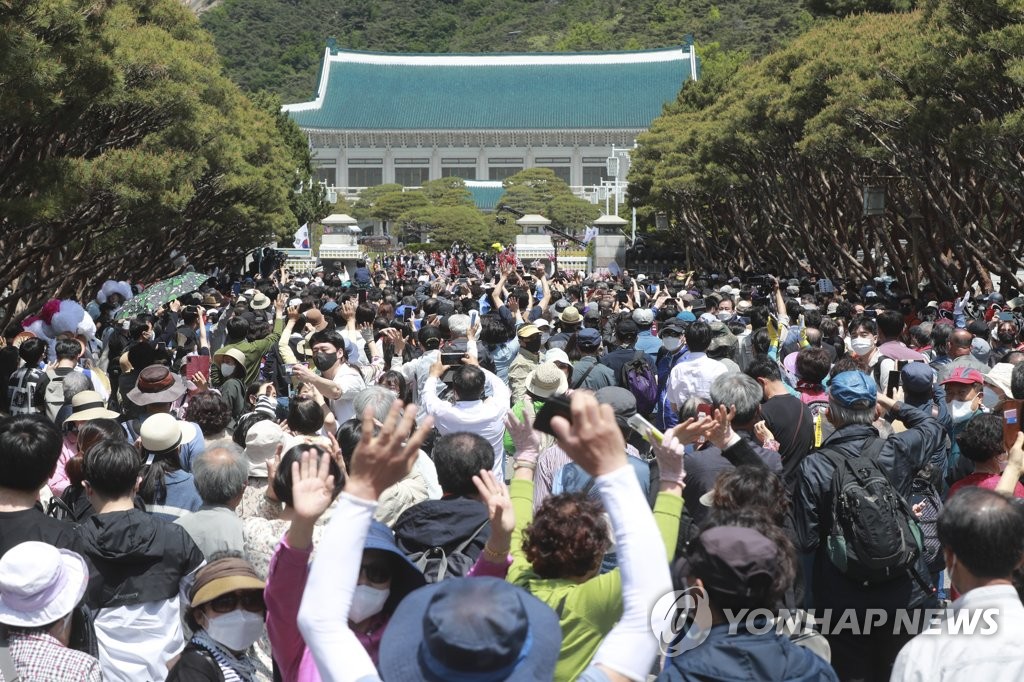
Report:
582,226,599,245
293,223,309,249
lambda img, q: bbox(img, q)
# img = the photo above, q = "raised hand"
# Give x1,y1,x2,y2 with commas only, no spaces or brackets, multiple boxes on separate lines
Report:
652,430,686,489
996,432,1024,495
705,404,738,450
264,444,284,502
473,470,515,558
290,450,337,522
347,401,432,502
674,415,715,446
753,420,775,445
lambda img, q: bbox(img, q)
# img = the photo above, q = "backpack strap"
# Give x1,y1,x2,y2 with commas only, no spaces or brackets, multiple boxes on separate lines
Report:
46,496,74,521
572,357,598,389
861,437,887,462
453,520,490,555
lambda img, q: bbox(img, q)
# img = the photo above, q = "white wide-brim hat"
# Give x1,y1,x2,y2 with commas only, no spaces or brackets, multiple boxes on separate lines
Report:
0,542,88,628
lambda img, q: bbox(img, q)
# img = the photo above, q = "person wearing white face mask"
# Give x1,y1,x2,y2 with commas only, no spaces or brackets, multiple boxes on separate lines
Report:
169,555,267,682
715,295,735,322
847,317,879,363
941,368,994,488
212,347,247,428
655,319,691,431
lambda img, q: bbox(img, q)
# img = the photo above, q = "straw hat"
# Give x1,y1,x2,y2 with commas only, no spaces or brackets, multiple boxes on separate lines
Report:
63,390,120,423
525,362,568,400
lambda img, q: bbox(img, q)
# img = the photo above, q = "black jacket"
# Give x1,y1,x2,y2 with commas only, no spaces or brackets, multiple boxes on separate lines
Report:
392,496,491,562
791,403,943,611
76,509,205,609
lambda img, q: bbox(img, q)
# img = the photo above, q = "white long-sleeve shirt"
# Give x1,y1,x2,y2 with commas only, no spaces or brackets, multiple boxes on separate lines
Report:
891,584,1024,682
420,370,510,477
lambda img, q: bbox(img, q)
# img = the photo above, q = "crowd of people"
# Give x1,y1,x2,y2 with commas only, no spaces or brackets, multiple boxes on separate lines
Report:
1,248,1024,681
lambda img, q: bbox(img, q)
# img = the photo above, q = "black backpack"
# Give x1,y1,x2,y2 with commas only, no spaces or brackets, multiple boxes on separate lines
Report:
910,475,945,575
819,438,924,586
407,520,488,584
7,366,45,415
618,351,658,415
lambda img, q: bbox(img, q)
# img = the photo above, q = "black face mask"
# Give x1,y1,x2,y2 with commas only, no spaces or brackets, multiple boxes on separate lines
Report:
313,352,338,372
521,336,542,354
998,333,1016,345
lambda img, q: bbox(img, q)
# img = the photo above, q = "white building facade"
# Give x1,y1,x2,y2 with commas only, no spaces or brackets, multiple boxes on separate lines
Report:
283,41,699,206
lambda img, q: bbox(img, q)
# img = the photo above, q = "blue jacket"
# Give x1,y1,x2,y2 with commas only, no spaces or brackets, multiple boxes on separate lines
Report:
655,346,689,430
658,623,838,682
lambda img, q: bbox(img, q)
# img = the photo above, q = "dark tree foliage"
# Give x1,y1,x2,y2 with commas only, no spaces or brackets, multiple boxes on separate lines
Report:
200,0,812,101
0,0,327,325
629,2,1024,295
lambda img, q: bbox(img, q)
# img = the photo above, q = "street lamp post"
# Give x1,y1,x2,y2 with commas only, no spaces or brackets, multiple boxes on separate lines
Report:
593,213,629,270
515,213,554,272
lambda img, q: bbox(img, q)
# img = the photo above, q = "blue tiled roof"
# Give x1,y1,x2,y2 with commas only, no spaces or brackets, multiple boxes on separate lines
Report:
465,183,506,211
285,47,697,131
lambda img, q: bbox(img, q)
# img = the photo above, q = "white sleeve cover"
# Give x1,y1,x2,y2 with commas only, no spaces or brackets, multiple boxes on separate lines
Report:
589,464,673,681
297,493,382,682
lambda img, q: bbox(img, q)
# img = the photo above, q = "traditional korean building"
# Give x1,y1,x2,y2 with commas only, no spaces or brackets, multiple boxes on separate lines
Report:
283,40,699,206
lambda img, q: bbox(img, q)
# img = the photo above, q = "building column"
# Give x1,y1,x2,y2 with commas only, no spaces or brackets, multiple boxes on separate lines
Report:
431,143,441,181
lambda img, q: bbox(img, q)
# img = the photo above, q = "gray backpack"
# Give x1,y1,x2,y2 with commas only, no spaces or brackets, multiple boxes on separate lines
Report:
408,521,488,583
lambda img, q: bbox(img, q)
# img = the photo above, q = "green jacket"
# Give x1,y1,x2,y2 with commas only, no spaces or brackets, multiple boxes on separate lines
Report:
212,317,284,387
507,477,682,681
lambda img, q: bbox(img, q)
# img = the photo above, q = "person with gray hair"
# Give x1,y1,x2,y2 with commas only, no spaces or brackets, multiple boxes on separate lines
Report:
445,313,496,374
681,372,784,526
709,372,764,427
174,444,247,559
53,371,94,427
352,386,442,500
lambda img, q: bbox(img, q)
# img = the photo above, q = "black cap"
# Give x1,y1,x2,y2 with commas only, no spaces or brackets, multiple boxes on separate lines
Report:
660,319,687,336
615,319,639,337
966,319,990,338
675,526,777,599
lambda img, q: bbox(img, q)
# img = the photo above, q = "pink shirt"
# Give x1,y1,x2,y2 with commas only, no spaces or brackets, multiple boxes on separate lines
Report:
264,534,512,682
47,436,76,498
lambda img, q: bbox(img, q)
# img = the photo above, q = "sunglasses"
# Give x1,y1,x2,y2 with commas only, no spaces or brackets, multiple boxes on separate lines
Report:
207,590,265,614
360,563,392,585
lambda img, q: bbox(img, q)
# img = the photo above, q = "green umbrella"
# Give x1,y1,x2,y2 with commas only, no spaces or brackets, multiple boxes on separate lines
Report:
114,272,212,320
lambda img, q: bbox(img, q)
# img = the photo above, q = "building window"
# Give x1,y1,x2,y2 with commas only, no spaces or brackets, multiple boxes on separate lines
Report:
489,166,523,181
348,167,383,187
442,167,477,180
538,166,571,184
394,167,430,187
313,167,336,186
582,166,611,187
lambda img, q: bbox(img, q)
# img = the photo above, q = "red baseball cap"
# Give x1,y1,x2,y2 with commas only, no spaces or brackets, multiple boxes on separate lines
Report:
941,366,985,386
